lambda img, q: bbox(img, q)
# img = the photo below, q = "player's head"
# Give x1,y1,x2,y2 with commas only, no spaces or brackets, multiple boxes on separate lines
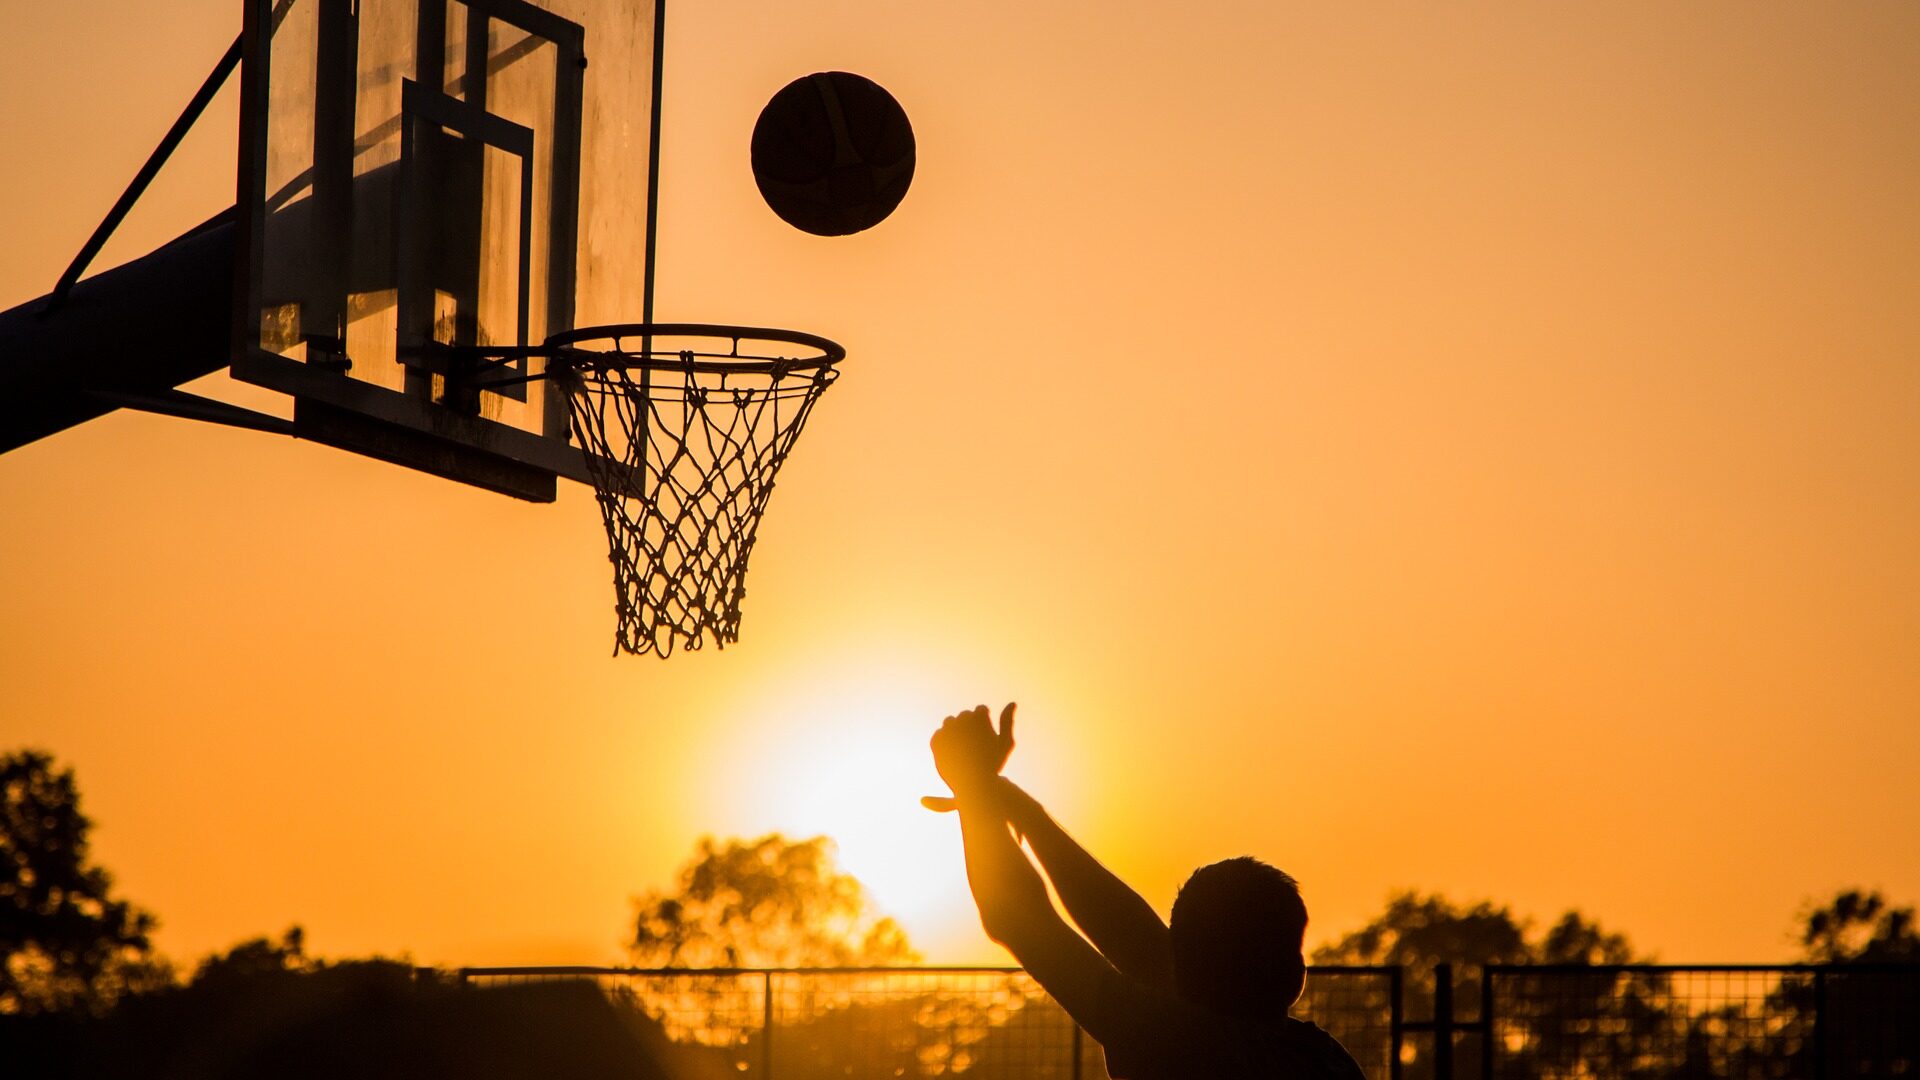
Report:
1168,857,1308,1019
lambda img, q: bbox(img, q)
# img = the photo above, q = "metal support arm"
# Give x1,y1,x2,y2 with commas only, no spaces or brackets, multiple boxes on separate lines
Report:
84,387,293,437
42,33,243,316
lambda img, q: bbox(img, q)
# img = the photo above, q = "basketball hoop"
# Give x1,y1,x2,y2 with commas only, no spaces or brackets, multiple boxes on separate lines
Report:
535,324,842,656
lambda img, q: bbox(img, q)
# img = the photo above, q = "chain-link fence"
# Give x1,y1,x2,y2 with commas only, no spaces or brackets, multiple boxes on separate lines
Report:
459,966,1400,1080
1482,965,1920,1080
459,963,1918,1080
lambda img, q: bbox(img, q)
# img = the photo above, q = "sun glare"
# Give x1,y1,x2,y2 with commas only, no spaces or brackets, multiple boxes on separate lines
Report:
713,672,989,959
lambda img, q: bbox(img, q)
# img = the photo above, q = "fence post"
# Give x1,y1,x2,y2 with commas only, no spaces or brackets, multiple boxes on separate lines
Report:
1480,967,1494,1080
1433,963,1454,1080
763,971,775,1080
1811,968,1826,1080
1390,966,1404,1080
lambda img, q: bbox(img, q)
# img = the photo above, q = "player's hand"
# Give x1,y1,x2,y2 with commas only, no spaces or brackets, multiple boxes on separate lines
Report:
927,702,1015,805
922,774,1044,841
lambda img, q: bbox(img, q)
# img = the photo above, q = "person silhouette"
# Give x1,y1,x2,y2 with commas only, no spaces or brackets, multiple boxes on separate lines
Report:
925,703,1367,1080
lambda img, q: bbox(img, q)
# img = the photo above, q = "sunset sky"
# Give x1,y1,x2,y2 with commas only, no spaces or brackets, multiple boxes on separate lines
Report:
2,1,1917,972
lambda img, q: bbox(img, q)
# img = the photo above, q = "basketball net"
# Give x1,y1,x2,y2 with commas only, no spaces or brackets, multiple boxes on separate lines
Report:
558,332,838,656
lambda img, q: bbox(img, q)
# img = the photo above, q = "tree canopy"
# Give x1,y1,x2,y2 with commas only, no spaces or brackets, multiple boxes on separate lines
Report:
1311,889,1641,1032
1798,888,1920,964
190,926,313,986
0,749,167,1015
1313,890,1637,972
630,833,917,968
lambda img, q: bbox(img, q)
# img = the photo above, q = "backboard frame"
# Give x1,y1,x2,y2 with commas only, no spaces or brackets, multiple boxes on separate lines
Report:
232,0,624,500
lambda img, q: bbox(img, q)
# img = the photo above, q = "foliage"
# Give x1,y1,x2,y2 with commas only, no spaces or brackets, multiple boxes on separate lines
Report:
0,749,169,1015
1313,891,1636,999
191,926,314,985
1797,888,1920,963
1310,888,1919,1080
1313,891,1644,1080
612,969,1071,1080
1535,910,1636,965
623,834,930,1060
2,960,699,1079
1313,891,1532,972
630,833,918,969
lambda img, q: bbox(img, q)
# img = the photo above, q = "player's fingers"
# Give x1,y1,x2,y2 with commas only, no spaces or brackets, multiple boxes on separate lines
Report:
920,795,958,813
999,702,1017,747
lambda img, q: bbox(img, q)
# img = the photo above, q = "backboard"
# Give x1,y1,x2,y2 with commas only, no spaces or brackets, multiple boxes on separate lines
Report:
234,0,658,501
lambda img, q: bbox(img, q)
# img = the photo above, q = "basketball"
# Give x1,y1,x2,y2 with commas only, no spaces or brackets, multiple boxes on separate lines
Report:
752,71,916,237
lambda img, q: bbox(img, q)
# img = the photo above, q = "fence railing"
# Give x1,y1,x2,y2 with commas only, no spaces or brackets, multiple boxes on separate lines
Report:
457,965,1401,1080
1392,962,1920,1080
457,963,1918,1080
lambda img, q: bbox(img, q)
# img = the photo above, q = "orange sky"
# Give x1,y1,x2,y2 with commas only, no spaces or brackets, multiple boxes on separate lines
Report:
3,1,1918,970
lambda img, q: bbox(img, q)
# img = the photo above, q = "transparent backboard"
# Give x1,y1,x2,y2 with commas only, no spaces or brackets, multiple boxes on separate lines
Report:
234,0,657,500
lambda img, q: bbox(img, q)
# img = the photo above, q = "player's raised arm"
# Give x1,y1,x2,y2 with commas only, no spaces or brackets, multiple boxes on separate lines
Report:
929,706,1125,1032
930,705,1250,1075
994,778,1174,989
921,707,1173,986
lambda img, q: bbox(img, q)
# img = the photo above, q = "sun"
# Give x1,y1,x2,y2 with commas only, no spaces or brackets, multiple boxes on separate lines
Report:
716,675,992,959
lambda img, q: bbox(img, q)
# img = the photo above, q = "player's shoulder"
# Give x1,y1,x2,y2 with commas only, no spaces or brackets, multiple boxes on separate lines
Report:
1272,1017,1370,1080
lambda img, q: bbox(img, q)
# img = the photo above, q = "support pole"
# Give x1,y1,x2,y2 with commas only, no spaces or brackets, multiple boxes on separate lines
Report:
1812,968,1826,1080
641,0,665,328
761,970,774,1080
1,212,236,453
1389,966,1404,1080
1481,965,1494,1080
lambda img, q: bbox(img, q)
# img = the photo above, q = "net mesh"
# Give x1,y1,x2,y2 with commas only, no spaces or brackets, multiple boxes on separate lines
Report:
560,334,838,656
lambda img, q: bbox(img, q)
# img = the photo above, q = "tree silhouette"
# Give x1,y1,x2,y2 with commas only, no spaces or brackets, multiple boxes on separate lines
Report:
630,834,917,969
1766,889,1920,1077
6,960,701,1079
623,833,922,1063
1313,891,1648,1080
190,926,313,986
0,749,169,1015
1314,889,1919,1080
1797,888,1920,964
1313,891,1532,990
1313,892,1637,1011
620,835,1078,1080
